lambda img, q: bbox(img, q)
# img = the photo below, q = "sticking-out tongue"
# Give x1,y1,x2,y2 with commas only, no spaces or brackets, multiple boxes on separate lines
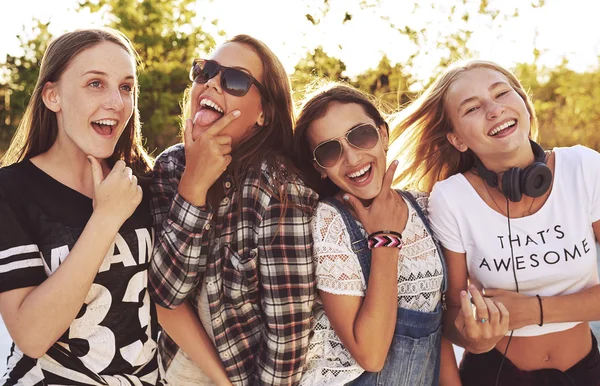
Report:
92,123,112,136
195,108,223,126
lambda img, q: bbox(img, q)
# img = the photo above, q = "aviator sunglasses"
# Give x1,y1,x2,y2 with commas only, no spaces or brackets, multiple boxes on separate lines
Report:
189,59,268,100
313,123,381,168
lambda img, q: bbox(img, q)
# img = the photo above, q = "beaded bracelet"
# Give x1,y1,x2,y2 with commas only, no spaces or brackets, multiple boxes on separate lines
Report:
367,234,403,250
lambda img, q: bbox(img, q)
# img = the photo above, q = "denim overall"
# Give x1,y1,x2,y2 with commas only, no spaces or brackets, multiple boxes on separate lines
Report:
323,190,448,386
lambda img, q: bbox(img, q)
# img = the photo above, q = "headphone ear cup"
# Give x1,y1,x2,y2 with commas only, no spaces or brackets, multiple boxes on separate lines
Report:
521,162,552,198
502,167,523,202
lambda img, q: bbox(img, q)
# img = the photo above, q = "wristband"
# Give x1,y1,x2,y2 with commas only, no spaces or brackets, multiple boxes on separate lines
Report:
367,235,403,249
368,230,403,239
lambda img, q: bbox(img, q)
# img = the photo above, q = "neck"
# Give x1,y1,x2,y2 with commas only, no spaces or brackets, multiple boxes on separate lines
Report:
478,141,536,175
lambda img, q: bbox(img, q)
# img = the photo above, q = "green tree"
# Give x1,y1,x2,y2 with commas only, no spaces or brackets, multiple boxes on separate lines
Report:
79,0,217,154
0,20,51,155
291,46,349,100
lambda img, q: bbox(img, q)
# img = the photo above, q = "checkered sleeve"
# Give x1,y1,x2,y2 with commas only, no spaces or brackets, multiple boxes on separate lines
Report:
148,145,213,309
254,180,318,385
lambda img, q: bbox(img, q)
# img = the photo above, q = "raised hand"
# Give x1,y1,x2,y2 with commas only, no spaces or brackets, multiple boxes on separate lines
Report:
454,284,509,354
342,160,405,235
178,110,239,206
88,156,143,229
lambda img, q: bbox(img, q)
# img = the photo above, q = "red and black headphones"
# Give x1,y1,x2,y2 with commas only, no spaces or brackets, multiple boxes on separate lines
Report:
474,140,552,202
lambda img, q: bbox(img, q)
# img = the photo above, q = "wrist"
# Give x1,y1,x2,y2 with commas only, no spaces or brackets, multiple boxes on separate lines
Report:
179,172,209,206
88,211,123,235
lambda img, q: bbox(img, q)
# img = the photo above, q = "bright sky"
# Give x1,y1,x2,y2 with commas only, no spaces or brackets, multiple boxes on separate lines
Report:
1,0,599,83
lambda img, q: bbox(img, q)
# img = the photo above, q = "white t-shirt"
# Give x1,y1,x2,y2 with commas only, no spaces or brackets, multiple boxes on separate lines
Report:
428,145,600,336
300,193,444,386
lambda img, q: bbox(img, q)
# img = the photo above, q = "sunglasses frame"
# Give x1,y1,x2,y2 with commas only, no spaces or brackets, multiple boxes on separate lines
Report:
189,59,269,101
312,123,382,169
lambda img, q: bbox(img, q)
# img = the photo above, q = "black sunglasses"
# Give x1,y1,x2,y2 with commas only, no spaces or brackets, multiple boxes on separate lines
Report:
190,59,268,100
313,123,381,168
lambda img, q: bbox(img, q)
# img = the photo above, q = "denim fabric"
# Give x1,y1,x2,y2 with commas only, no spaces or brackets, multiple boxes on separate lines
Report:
323,191,446,386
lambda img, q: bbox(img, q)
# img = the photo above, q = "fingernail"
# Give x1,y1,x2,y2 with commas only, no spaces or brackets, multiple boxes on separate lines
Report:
393,160,399,165
232,110,241,117
460,290,467,297
342,195,349,201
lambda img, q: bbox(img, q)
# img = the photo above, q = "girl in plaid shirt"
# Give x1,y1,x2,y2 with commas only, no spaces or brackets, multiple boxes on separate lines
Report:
148,35,318,386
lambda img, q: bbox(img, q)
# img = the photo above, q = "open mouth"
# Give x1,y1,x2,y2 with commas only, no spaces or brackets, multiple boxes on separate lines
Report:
489,119,517,137
347,163,372,184
195,98,225,126
91,119,117,136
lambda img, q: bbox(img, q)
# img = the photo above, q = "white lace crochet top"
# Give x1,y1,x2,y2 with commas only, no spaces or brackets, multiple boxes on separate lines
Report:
300,193,444,386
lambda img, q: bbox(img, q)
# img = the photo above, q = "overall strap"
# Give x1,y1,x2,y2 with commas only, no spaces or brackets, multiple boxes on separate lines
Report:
321,197,372,282
396,190,448,293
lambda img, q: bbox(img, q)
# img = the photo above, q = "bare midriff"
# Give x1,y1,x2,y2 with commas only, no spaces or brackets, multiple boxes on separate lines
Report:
494,322,592,371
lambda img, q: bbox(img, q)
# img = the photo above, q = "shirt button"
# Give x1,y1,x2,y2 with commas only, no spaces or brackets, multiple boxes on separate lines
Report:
223,352,231,359
224,181,231,189
222,197,230,205
204,223,211,230
207,282,215,289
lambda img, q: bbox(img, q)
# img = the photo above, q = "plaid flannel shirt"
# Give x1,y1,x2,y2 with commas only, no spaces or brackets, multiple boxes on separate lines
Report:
148,144,318,385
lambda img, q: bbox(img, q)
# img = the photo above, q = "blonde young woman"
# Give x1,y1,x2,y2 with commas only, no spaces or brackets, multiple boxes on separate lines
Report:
390,59,600,386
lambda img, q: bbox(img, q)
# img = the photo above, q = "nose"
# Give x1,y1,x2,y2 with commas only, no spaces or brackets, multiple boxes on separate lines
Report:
486,100,505,120
340,139,361,165
204,71,223,94
104,89,124,111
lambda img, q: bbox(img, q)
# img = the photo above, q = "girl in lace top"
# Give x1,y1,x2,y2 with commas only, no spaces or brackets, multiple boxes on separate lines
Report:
292,83,460,386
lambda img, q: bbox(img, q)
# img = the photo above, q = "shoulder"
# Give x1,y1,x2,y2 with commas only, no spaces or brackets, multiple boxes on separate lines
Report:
429,174,467,204
153,143,186,170
311,201,354,245
398,189,429,214
0,161,31,198
555,145,600,168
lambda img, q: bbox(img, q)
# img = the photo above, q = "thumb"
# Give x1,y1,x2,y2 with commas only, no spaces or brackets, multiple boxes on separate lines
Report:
342,193,365,218
88,156,103,188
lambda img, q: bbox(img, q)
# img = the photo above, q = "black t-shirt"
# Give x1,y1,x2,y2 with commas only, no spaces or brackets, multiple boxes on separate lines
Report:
0,160,160,385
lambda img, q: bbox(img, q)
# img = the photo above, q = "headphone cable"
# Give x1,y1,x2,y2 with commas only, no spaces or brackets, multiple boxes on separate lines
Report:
494,197,519,386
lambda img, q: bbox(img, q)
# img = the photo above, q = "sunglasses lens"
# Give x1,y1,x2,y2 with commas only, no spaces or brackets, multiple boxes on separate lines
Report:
315,141,343,168
222,69,253,96
191,60,218,83
348,125,380,149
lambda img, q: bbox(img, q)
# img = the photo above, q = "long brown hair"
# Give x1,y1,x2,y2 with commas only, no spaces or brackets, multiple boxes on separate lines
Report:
389,60,538,192
181,34,301,204
1,28,153,175
292,82,389,197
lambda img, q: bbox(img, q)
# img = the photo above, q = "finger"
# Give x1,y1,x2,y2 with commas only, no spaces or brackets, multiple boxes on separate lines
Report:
183,118,193,146
495,301,510,329
484,297,500,325
342,193,366,219
223,155,232,169
380,160,399,195
215,135,232,145
459,290,478,329
88,156,103,188
220,145,232,155
468,285,489,319
123,166,133,180
206,110,241,136
131,175,138,186
483,288,499,297
111,160,126,175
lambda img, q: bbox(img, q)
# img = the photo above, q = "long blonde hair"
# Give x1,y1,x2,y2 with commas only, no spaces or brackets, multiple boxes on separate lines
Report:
389,60,538,192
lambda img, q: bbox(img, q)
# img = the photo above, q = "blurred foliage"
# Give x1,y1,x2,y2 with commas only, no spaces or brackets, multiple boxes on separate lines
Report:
1,0,599,158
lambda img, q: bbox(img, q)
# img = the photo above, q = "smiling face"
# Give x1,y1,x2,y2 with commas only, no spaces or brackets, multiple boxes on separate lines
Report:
445,67,531,162
42,41,136,160
307,102,388,201
189,42,265,147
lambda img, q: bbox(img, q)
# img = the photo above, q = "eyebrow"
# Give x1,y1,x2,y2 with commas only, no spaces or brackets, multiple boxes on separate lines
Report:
82,70,135,80
457,81,511,111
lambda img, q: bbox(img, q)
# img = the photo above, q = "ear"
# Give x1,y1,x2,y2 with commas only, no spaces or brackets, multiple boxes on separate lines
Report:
256,110,266,127
379,125,389,152
312,160,327,179
446,131,469,153
42,82,61,113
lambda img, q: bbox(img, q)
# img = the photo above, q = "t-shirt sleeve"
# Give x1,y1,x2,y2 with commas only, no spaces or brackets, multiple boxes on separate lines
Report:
577,146,600,223
310,203,366,297
0,192,46,293
428,181,466,253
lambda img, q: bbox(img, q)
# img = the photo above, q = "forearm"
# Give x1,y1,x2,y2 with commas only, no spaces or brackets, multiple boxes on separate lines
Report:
8,212,120,356
539,284,600,324
439,336,461,386
149,193,211,308
157,304,231,386
350,249,399,369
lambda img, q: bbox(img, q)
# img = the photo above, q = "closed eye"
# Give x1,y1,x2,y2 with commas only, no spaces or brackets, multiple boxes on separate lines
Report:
464,106,479,115
496,90,510,98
